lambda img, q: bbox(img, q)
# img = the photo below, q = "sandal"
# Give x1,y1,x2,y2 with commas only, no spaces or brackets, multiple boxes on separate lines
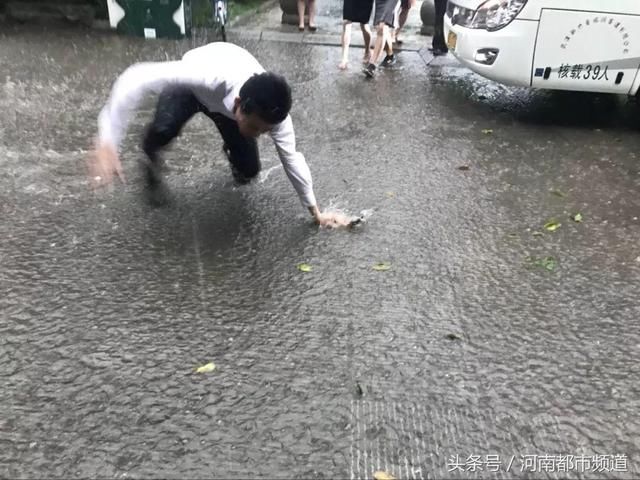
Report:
308,25,317,32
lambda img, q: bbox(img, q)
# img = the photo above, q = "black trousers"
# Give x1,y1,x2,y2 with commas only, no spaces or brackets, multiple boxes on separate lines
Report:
142,87,261,180
432,0,447,51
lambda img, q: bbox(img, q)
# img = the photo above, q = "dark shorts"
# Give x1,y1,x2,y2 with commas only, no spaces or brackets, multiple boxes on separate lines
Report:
343,0,373,23
373,0,398,27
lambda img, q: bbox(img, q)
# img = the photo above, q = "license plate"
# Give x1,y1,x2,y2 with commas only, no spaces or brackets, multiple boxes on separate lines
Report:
447,31,457,50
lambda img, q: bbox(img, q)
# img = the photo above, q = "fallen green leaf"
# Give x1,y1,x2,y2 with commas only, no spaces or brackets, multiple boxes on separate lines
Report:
526,256,557,272
297,263,313,272
195,362,216,373
538,256,557,271
550,190,568,198
481,129,493,135
372,262,391,271
571,213,583,223
532,231,544,237
544,221,561,232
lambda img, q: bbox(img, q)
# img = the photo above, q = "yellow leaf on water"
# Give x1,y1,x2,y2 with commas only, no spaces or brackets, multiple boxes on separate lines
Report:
195,362,216,373
297,263,313,272
481,129,494,135
374,471,396,480
373,262,391,271
544,221,561,232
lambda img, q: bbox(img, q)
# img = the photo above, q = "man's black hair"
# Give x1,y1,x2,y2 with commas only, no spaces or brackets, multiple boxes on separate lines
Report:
238,72,292,124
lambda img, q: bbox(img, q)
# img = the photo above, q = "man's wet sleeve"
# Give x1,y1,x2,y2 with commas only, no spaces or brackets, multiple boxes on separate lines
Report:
270,116,317,208
97,61,213,149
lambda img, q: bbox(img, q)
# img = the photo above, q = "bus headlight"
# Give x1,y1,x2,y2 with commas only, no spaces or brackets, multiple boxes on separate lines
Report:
469,0,527,31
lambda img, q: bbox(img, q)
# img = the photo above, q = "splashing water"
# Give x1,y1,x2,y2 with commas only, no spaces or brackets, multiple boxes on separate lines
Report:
258,164,282,184
322,205,374,229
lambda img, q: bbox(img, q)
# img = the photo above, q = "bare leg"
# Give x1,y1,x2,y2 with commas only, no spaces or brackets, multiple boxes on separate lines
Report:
395,7,409,40
340,21,353,69
361,23,372,63
297,0,305,29
370,22,387,65
384,33,393,56
308,0,317,29
395,0,415,42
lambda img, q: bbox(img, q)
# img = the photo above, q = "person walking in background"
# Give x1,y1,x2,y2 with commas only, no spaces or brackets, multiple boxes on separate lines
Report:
362,0,398,77
431,0,448,55
391,0,416,45
297,0,318,31
339,0,373,70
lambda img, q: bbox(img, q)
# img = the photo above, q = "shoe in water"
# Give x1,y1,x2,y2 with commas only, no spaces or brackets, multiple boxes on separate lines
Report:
431,47,448,56
363,63,376,78
145,181,172,207
380,54,397,67
231,165,252,185
141,160,163,188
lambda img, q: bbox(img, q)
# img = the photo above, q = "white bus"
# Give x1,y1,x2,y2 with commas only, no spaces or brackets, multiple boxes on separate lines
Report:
443,0,640,96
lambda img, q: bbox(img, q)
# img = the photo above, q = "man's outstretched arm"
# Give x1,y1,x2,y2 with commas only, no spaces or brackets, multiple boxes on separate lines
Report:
270,117,351,228
89,61,212,186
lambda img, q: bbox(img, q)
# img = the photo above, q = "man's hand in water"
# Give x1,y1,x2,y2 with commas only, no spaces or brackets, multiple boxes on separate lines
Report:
309,206,352,229
87,140,125,188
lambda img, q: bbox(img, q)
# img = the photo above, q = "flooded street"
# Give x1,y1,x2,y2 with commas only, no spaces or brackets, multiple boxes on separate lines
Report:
1,19,639,479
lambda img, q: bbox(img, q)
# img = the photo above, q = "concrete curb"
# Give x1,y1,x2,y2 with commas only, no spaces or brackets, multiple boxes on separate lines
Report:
230,28,426,52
